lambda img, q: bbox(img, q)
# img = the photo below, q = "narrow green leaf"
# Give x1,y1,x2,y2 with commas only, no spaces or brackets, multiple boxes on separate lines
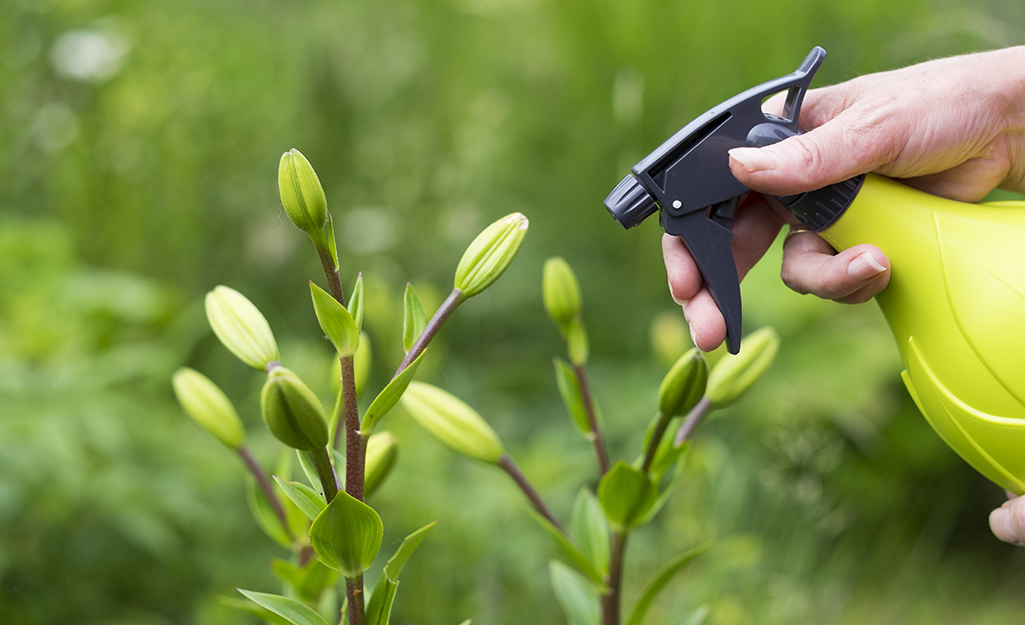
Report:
524,507,604,587
297,449,321,491
457,621,472,625
638,458,687,527
309,490,384,578
384,521,438,581
270,558,302,588
238,589,330,625
673,604,710,625
569,488,610,577
326,213,340,271
311,282,360,357
274,476,326,521
553,357,590,434
219,596,291,625
548,560,600,625
245,477,292,549
625,543,712,625
597,461,658,532
402,283,427,354
361,349,428,436
365,576,399,625
348,273,365,333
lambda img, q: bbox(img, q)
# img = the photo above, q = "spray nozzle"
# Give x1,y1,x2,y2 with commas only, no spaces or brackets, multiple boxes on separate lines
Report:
604,46,830,354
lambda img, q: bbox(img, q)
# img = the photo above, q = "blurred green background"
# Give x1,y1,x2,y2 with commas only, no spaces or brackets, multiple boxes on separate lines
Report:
3,0,1025,623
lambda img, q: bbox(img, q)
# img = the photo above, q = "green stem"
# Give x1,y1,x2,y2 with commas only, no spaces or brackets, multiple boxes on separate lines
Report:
573,363,609,476
640,411,671,475
498,454,564,534
238,445,296,543
601,531,627,625
673,397,714,447
393,288,465,380
309,446,341,503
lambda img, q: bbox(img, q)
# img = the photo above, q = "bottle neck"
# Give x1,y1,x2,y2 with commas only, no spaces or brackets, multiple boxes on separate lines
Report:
777,174,866,232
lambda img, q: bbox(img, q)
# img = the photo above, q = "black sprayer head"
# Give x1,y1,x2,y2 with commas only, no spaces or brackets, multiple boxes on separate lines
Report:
602,46,860,354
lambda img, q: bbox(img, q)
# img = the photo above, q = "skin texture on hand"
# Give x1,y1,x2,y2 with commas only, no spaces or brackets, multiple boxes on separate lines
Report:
664,45,1025,352
990,493,1025,546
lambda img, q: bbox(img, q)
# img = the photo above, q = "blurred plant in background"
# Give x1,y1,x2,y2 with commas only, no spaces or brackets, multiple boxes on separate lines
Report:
4,0,1025,623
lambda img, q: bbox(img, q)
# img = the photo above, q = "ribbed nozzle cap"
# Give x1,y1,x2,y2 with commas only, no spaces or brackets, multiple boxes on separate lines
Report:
605,175,659,229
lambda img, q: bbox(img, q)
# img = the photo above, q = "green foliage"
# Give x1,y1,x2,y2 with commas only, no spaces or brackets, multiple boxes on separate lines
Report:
310,282,360,357
366,522,438,624
361,350,428,435
598,461,658,532
309,491,384,579
548,560,601,625
402,284,427,354
238,589,331,625
273,476,326,521
625,543,711,625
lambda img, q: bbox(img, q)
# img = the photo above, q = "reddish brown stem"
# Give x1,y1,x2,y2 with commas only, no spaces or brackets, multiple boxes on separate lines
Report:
573,363,609,476
393,289,465,380
601,531,627,625
673,397,713,447
498,454,564,534
237,445,295,542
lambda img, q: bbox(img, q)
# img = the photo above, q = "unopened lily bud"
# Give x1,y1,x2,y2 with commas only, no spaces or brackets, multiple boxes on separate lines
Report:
205,286,280,371
543,257,581,328
657,349,707,417
706,327,779,406
454,213,529,297
261,366,329,450
364,431,398,497
277,148,327,235
565,317,589,366
172,367,246,449
400,382,505,464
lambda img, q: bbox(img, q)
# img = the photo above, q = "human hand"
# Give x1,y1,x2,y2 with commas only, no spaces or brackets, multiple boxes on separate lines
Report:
665,46,1025,352
990,492,1025,546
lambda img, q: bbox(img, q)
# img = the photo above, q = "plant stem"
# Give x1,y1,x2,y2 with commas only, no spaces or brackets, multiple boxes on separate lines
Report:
346,578,365,625
601,531,627,625
673,397,714,447
237,445,295,542
640,411,670,474
393,288,465,380
309,446,341,503
497,454,565,534
573,363,609,476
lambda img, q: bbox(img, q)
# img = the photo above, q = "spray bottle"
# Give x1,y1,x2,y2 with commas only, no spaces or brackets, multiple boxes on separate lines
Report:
603,47,1025,494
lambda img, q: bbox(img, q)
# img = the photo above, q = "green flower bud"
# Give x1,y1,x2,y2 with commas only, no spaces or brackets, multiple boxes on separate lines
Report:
261,366,329,450
543,257,581,328
706,327,779,406
657,349,707,417
364,431,398,497
454,213,529,297
277,148,327,235
205,286,280,371
566,317,589,366
400,382,505,464
171,367,246,449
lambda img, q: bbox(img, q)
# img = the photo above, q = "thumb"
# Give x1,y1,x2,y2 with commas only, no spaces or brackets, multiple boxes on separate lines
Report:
728,118,883,196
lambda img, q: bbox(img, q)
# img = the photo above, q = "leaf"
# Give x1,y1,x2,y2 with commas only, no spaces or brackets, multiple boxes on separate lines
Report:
297,449,322,492
597,461,658,532
638,452,688,527
548,560,600,625
383,521,438,581
326,213,340,271
524,507,604,588
296,559,340,603
625,543,712,625
219,596,292,625
366,577,399,625
553,357,590,434
274,476,326,521
348,273,365,333
271,558,302,587
309,490,384,578
245,477,292,549
361,349,428,436
237,589,330,625
311,282,360,357
402,283,427,354
366,521,438,624
569,488,610,577
672,604,710,625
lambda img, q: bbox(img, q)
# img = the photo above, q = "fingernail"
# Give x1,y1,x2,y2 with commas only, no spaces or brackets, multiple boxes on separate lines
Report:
689,324,698,347
990,507,1020,544
729,148,779,173
847,252,886,281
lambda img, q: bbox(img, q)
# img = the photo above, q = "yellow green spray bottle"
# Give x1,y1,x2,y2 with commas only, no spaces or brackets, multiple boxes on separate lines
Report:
604,46,1025,494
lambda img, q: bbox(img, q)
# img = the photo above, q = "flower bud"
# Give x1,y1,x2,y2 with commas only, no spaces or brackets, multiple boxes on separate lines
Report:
171,367,246,449
205,286,280,371
261,366,329,450
706,327,779,406
400,382,505,464
657,349,707,417
542,257,581,328
277,148,327,235
566,317,589,366
454,213,529,297
364,431,398,497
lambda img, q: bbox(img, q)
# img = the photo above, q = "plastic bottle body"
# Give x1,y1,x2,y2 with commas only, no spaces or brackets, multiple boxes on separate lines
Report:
820,174,1025,493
